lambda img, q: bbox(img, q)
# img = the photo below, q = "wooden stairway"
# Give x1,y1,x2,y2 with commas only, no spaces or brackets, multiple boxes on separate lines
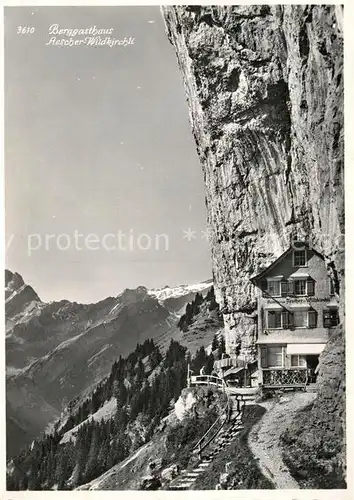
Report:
166,397,244,490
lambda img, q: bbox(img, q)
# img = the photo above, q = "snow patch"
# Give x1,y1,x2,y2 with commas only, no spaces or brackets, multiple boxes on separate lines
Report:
6,365,28,377
5,284,26,303
108,301,121,315
87,344,111,366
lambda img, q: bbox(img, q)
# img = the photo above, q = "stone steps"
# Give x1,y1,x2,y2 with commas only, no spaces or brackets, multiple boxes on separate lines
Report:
306,384,318,393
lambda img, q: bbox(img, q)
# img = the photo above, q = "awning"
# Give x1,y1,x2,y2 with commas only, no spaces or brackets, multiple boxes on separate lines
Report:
214,356,240,370
286,343,326,355
223,366,244,378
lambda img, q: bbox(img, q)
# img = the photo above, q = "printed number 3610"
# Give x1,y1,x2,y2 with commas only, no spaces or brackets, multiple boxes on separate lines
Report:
17,26,35,35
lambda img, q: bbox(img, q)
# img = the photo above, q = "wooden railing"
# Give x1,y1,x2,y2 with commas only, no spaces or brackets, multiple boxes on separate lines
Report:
188,374,227,391
262,367,308,387
192,397,230,458
187,373,244,458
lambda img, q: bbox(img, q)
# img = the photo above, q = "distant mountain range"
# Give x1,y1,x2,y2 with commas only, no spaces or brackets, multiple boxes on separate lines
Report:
6,270,216,457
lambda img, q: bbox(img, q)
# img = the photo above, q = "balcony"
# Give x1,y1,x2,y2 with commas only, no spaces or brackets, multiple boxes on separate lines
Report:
262,367,308,388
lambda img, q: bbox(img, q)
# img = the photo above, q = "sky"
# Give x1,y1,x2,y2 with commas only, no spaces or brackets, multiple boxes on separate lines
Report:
4,6,212,303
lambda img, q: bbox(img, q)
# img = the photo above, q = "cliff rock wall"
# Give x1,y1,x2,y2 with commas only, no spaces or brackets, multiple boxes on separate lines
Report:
163,5,345,481
314,325,345,463
162,5,344,354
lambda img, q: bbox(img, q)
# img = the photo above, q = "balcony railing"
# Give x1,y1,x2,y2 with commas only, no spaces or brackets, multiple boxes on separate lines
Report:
262,367,308,387
188,374,226,391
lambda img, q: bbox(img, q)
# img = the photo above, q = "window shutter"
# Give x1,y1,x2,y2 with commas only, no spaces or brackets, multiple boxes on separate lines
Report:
308,309,317,328
261,279,267,297
268,311,275,328
333,310,339,326
281,281,288,297
282,310,289,329
287,280,294,296
260,347,267,368
307,278,315,296
288,312,295,330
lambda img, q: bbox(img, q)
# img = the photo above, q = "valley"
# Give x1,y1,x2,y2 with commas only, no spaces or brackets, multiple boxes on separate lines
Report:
6,269,217,457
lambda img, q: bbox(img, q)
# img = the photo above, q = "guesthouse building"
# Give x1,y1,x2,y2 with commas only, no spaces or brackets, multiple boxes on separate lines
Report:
251,244,339,389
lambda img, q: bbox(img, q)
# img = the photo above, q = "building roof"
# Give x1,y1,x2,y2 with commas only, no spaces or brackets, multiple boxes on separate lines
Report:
213,356,245,370
326,297,339,309
250,243,324,284
250,248,292,283
223,366,244,378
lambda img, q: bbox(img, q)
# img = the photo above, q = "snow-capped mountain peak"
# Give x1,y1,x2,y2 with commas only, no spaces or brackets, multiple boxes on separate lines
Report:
148,280,212,303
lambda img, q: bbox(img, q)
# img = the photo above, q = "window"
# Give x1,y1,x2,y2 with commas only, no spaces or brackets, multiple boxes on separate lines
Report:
323,308,339,328
267,311,282,329
288,278,315,296
267,309,297,329
293,310,308,328
267,280,280,296
293,250,306,267
279,280,295,297
260,347,267,368
289,309,317,328
290,355,307,367
280,281,288,296
294,279,306,296
268,346,283,367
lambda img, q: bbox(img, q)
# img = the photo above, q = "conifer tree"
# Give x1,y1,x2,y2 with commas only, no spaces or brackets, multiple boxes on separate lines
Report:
205,353,215,375
211,334,219,352
220,335,226,355
195,292,204,305
54,449,67,489
136,358,145,387
83,424,100,481
192,346,208,374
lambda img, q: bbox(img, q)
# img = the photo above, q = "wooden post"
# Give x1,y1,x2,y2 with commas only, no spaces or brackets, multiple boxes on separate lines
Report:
244,356,248,387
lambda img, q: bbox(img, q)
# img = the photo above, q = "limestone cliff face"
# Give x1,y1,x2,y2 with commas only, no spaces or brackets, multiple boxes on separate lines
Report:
163,4,345,482
162,5,344,354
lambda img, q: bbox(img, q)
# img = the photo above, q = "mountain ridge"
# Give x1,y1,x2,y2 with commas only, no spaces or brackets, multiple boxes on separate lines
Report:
5,270,216,457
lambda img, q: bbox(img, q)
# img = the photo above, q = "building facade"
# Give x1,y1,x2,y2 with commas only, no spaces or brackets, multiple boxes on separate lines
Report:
251,244,339,389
